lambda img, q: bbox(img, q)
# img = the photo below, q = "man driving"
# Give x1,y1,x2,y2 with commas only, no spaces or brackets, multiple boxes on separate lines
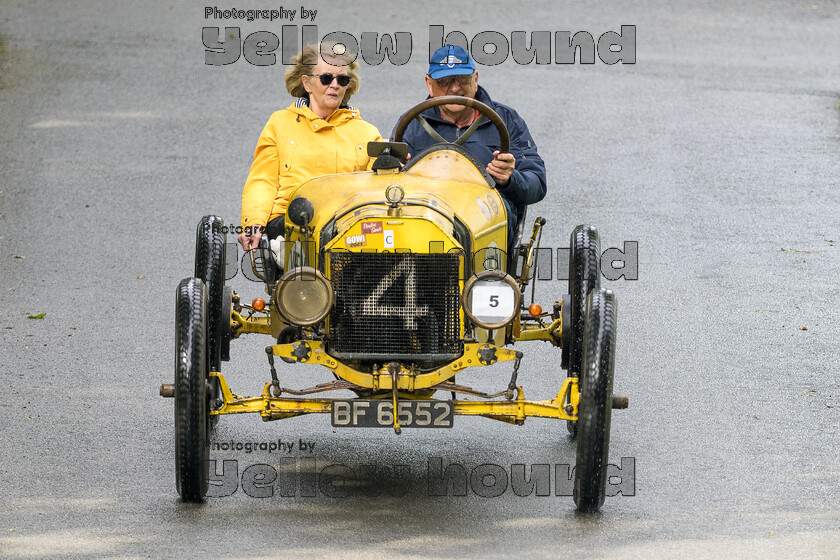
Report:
395,44,547,239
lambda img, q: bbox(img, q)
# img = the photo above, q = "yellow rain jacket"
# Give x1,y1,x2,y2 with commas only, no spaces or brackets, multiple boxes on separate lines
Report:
241,101,383,229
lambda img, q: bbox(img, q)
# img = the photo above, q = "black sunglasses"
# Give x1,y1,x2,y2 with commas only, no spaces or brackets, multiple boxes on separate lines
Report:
309,73,351,87
433,73,474,89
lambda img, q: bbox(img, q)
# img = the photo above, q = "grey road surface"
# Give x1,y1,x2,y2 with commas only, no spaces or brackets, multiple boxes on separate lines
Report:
1,1,839,558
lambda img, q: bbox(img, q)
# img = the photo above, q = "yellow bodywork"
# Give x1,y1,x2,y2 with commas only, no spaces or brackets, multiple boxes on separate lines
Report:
284,151,507,273
219,146,578,426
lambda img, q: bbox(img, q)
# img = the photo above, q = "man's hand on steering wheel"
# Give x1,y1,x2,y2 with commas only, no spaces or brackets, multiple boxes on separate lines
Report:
487,150,515,186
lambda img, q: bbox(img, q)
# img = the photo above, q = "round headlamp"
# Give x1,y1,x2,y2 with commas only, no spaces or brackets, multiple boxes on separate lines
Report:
461,270,521,329
272,266,334,326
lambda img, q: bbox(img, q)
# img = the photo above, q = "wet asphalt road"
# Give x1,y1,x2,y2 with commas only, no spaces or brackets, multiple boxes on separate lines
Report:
1,0,839,558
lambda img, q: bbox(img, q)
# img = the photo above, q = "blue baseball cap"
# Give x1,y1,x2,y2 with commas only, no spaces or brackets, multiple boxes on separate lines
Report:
428,44,476,79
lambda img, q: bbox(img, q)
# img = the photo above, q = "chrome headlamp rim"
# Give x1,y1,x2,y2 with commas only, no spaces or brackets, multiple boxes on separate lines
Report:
271,266,334,326
461,269,521,330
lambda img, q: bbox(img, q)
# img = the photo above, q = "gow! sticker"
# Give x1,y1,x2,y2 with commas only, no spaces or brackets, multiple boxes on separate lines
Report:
346,234,366,247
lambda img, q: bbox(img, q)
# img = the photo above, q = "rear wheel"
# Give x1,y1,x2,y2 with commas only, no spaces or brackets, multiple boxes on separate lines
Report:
175,278,210,502
195,215,226,371
566,225,601,437
195,215,226,427
574,289,617,513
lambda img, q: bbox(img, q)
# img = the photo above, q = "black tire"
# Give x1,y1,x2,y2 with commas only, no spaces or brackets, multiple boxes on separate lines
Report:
196,216,226,427
574,289,617,513
566,225,601,437
195,215,226,372
175,278,210,502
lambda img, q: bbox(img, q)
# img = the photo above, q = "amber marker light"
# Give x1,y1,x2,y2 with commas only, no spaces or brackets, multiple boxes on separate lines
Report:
528,303,542,317
252,298,266,312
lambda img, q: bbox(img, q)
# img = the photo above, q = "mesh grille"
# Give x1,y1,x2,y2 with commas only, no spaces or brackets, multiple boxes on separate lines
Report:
329,252,462,358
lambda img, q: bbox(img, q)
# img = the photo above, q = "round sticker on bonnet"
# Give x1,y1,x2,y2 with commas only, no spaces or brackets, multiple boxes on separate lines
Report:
486,194,499,215
476,197,492,220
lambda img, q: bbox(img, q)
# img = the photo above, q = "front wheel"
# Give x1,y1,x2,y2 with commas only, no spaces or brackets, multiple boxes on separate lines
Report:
175,278,210,502
574,288,617,513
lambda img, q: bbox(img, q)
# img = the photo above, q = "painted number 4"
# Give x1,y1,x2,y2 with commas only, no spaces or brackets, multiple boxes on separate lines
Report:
361,258,431,329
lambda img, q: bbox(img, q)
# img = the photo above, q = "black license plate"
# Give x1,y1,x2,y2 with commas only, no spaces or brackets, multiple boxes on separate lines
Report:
331,400,454,428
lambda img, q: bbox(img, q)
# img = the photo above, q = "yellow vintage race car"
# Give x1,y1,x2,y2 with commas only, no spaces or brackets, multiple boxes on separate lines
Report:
162,96,626,511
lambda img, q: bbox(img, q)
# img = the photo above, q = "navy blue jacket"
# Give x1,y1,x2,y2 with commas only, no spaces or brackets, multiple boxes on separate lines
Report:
394,86,547,235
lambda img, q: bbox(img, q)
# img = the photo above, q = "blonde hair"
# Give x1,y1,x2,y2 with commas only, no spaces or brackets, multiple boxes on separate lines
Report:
285,42,360,105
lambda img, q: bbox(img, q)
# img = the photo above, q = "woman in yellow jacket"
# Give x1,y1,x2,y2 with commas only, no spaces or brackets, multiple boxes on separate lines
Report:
239,44,383,250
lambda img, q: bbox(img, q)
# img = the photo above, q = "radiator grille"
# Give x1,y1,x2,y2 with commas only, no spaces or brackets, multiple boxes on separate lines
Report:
329,252,462,359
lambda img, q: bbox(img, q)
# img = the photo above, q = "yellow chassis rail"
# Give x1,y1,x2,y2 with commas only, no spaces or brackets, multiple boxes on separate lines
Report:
208,348,579,425
517,318,562,342
211,373,578,424
230,311,563,346
217,308,575,425
265,341,526,391
231,309,270,335
233,310,564,346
